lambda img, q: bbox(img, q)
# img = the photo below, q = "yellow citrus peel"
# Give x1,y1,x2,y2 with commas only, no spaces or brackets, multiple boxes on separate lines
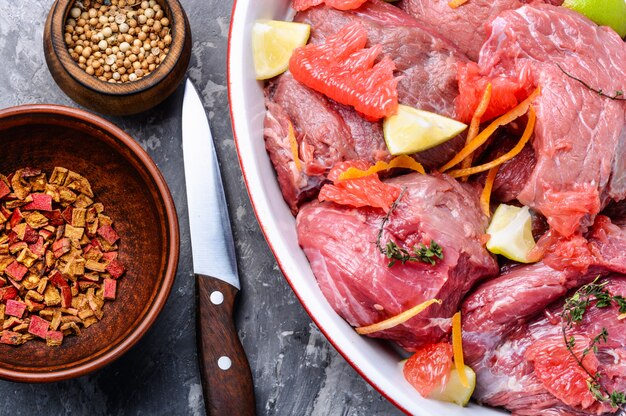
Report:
355,298,441,335
288,123,301,172
440,87,541,172
480,166,499,217
448,106,536,178
461,83,492,175
451,311,469,388
448,0,469,8
338,155,425,181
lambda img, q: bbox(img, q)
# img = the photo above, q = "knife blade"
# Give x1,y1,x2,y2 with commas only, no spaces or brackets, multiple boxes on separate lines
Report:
182,79,256,416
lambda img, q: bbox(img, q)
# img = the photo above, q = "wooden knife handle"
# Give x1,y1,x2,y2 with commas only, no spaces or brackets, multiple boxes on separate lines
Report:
196,275,256,416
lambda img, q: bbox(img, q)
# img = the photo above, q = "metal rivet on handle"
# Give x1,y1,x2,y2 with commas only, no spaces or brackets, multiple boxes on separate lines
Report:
210,291,224,305
217,356,232,371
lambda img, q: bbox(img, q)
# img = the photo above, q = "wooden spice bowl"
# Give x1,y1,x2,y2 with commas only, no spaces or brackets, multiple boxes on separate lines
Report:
43,0,191,116
0,104,179,382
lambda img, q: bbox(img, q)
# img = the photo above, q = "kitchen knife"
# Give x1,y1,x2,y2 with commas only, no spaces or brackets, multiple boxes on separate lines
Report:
182,79,256,416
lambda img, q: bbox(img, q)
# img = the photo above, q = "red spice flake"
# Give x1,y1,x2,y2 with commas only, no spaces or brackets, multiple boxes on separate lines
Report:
0,181,9,200
28,237,46,257
60,287,72,308
0,167,127,347
5,300,26,318
103,278,116,300
9,208,22,229
61,206,74,224
28,315,50,339
106,260,126,279
42,210,65,227
45,330,63,347
0,331,22,345
22,193,53,211
52,237,71,258
97,224,120,245
102,251,118,262
5,261,27,281
289,22,398,120
22,224,39,244
0,287,18,301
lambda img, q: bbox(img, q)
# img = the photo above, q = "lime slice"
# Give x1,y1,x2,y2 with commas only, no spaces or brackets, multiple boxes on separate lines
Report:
383,105,467,155
428,365,476,407
486,204,536,263
252,20,310,80
563,0,626,37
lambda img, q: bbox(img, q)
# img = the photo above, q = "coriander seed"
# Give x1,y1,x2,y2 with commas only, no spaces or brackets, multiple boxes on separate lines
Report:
64,0,172,83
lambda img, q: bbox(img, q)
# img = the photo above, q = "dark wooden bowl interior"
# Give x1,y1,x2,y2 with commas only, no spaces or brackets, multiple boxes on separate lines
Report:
0,105,179,381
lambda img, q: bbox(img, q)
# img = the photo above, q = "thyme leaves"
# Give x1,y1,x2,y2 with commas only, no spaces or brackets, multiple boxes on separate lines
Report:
561,279,626,409
374,188,443,268
557,64,626,101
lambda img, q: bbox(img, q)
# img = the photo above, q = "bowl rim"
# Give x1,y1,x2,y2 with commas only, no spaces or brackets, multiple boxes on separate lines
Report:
0,103,180,382
47,0,188,96
226,3,414,415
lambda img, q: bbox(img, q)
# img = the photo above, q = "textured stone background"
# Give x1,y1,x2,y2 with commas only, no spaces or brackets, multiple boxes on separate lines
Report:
0,1,403,414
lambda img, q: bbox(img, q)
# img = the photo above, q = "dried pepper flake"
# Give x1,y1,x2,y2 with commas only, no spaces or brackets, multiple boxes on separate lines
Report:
28,315,50,339
5,261,27,281
103,278,116,300
5,300,26,318
0,167,127,347
0,330,22,345
45,330,63,347
23,193,53,211
97,225,119,245
0,181,10,200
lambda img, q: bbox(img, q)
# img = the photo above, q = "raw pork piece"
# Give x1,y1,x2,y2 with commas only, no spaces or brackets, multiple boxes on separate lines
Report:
296,173,498,350
264,0,469,212
398,0,563,61
465,4,626,237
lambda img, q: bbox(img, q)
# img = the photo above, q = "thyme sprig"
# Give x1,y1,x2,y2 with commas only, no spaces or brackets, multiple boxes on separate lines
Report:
557,64,626,101
374,188,444,267
561,278,626,408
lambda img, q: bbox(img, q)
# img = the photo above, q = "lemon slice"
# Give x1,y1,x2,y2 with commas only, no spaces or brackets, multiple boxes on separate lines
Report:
252,20,310,80
429,365,476,406
486,204,536,263
383,105,467,155
563,0,626,38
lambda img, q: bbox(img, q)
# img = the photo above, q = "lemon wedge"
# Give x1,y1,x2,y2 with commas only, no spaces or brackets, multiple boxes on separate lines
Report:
486,204,536,263
429,365,476,406
383,105,467,155
252,20,310,80
563,0,626,38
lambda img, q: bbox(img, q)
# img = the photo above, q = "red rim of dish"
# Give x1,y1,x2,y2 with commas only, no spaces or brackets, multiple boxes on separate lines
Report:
0,104,180,382
226,3,411,415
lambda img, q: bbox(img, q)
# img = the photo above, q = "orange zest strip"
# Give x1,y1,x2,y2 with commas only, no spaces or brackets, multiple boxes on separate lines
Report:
451,311,469,388
448,106,536,178
448,0,468,8
440,86,541,172
288,123,301,172
461,83,492,174
355,299,441,335
338,155,426,181
480,166,499,217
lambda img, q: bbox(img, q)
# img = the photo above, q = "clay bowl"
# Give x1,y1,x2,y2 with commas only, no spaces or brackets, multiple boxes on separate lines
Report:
0,104,179,382
43,0,191,116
